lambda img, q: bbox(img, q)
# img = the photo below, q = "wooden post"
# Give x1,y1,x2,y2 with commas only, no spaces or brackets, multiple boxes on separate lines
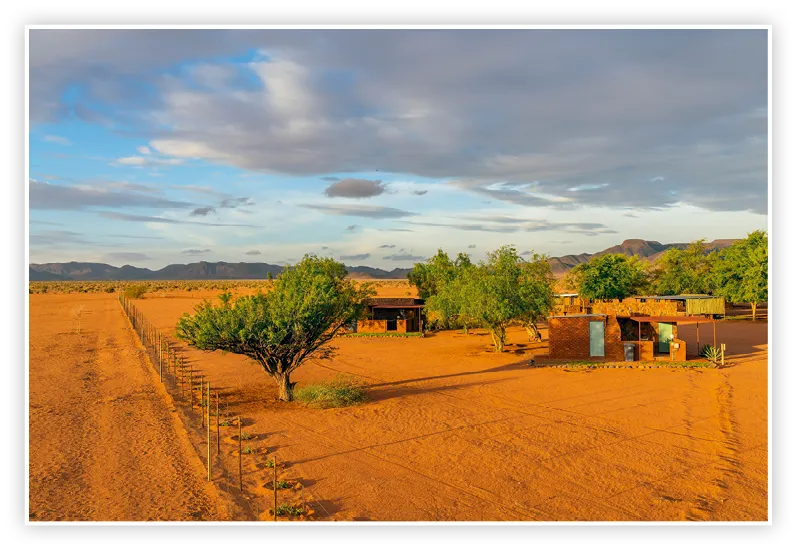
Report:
200,375,205,427
696,321,700,358
216,391,220,455
713,320,717,348
273,455,278,521
238,416,243,492
721,343,726,366
189,367,194,409
207,382,211,481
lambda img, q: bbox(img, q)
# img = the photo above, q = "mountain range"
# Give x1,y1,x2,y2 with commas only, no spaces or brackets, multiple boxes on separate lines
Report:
546,238,738,275
29,239,738,281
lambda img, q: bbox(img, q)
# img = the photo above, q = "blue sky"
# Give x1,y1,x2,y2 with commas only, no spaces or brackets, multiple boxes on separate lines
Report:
28,29,768,269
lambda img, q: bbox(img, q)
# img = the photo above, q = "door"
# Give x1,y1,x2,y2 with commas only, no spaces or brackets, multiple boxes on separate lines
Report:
386,318,397,331
589,321,605,357
658,322,673,353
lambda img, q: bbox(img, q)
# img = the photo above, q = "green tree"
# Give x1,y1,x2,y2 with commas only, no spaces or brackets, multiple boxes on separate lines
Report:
650,239,715,295
712,231,768,320
427,246,555,352
176,256,374,401
568,253,649,300
516,253,557,342
408,249,470,300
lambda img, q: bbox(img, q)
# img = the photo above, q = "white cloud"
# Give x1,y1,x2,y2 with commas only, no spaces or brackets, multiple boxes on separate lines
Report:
43,134,71,146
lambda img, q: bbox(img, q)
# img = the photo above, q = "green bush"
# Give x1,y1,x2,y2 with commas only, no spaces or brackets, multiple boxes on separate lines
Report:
124,284,148,299
294,375,366,408
701,345,722,365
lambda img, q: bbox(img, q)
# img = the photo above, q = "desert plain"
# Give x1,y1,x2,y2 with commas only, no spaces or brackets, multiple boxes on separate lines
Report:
29,281,768,521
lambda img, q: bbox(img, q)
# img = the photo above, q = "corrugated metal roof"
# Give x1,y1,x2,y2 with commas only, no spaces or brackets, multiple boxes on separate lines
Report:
548,313,607,318
367,297,424,307
635,295,716,300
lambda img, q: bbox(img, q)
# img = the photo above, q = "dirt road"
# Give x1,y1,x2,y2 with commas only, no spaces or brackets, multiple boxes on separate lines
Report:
29,294,228,521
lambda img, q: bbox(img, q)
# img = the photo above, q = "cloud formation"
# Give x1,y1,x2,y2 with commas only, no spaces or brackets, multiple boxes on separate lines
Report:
303,203,416,219
379,244,395,249
383,253,425,262
99,211,258,227
43,134,71,145
190,207,216,216
340,253,371,261
29,30,766,214
324,178,386,198
244,250,262,255
182,248,211,255
30,179,192,211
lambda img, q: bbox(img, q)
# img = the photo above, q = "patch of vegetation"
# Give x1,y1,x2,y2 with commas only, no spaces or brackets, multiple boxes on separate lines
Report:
240,431,253,440
274,480,291,489
344,332,424,338
273,503,306,517
242,445,254,454
124,284,148,299
701,345,722,366
294,375,366,408
219,419,232,427
263,458,275,468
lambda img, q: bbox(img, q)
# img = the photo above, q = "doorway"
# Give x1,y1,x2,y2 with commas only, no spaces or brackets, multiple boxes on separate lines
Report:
589,321,605,357
658,322,673,353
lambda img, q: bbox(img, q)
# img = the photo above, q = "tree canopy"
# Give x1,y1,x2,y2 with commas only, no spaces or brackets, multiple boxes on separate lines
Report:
424,246,555,352
176,255,374,401
711,230,768,320
567,253,649,300
649,239,715,295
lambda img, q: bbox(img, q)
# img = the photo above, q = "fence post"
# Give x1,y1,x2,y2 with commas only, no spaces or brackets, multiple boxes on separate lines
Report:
238,416,243,492
207,382,211,481
216,391,220,455
273,455,278,521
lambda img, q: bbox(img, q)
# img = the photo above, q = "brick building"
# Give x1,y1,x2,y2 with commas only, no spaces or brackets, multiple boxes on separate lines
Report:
356,298,424,334
547,310,717,362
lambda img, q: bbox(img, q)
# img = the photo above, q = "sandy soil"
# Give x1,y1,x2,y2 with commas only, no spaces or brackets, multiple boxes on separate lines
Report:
116,283,769,522
29,294,229,521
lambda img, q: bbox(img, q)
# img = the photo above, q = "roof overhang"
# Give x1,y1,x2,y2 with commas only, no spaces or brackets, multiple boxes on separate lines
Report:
629,315,713,324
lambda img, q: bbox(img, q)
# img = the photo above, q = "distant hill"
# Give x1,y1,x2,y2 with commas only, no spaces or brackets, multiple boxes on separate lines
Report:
29,239,737,282
28,260,410,281
547,238,738,275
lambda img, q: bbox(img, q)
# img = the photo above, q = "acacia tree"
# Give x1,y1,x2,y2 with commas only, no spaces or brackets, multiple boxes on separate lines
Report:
516,253,557,342
650,239,715,295
409,250,472,328
712,230,768,320
176,256,374,401
568,253,649,300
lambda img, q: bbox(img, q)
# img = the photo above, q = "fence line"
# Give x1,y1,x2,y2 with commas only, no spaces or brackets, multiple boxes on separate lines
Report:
116,293,317,521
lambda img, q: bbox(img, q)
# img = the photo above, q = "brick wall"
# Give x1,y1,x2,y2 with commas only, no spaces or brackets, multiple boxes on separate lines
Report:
604,315,625,361
549,316,609,360
671,338,687,361
590,299,681,317
397,319,407,333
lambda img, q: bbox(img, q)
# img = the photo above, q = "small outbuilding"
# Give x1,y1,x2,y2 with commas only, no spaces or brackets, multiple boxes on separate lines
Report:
356,298,424,334
548,312,717,362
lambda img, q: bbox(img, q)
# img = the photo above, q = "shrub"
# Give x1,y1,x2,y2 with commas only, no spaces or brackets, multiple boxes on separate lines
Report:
273,503,305,517
294,375,366,408
701,345,722,366
124,284,148,299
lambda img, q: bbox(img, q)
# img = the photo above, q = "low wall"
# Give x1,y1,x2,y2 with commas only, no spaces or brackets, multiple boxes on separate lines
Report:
357,320,387,333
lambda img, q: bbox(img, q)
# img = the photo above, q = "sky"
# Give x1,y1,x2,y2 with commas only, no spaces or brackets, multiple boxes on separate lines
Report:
28,29,768,269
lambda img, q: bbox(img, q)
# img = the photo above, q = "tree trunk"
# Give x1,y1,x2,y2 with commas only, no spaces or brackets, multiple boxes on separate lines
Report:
275,372,295,401
751,302,757,321
525,322,541,343
491,330,504,353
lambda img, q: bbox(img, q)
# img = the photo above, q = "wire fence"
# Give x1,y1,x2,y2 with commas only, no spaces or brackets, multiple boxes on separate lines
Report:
117,293,317,521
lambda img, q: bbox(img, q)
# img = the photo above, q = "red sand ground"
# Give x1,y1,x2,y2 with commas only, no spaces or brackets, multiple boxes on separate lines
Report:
29,285,768,521
29,294,228,520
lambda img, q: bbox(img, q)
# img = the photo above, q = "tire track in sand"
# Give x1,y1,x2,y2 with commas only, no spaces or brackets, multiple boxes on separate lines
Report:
29,297,227,521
